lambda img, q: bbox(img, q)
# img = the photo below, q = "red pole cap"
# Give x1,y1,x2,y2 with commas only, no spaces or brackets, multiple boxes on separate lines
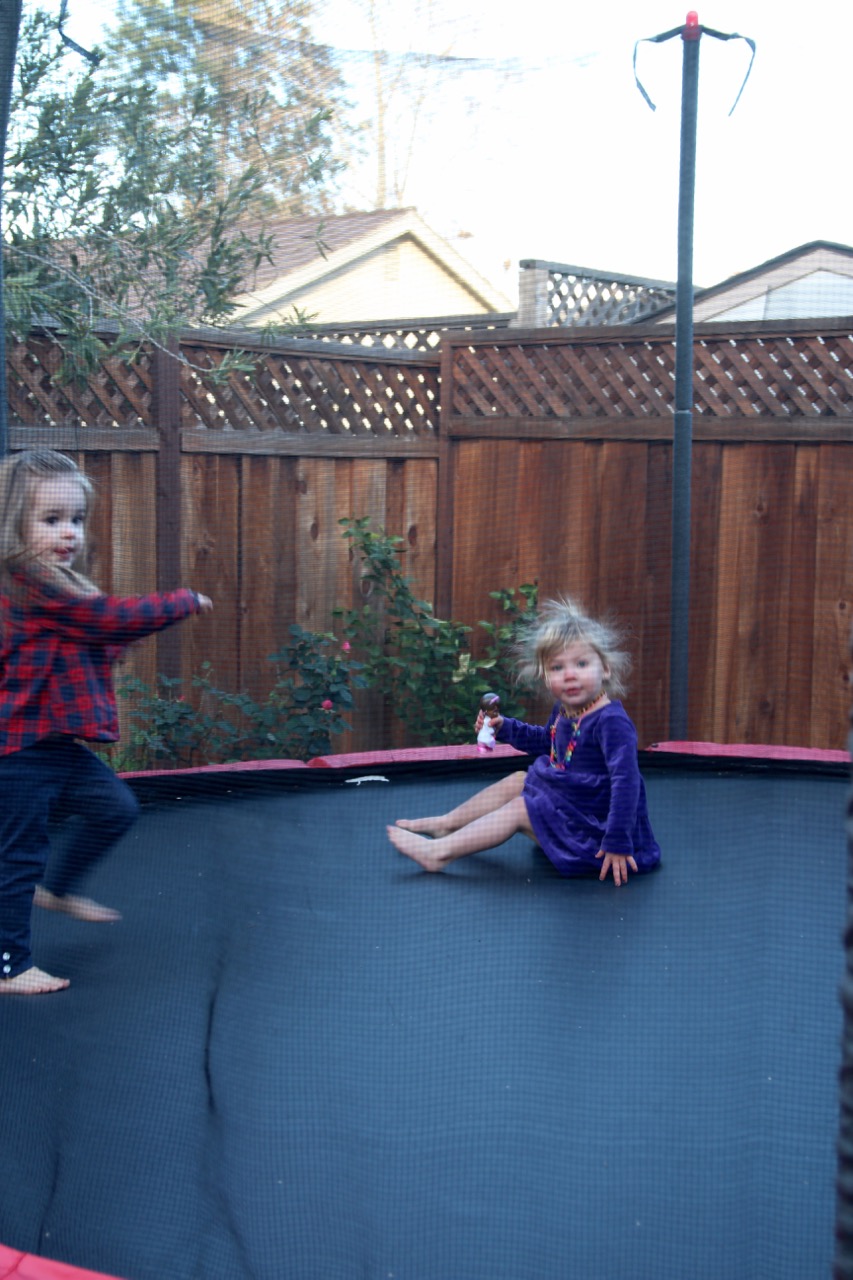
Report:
683,10,701,39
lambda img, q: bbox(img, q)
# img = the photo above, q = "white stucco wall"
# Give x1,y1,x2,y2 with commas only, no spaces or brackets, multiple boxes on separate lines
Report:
705,269,853,321
239,238,500,325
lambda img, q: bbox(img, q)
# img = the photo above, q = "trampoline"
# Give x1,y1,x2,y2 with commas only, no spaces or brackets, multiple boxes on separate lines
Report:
0,743,847,1280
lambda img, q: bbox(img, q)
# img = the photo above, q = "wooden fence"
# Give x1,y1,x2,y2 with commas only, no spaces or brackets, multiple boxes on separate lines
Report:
7,316,853,752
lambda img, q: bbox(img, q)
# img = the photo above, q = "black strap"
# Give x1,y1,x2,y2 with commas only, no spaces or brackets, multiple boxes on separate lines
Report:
57,0,102,68
633,21,755,115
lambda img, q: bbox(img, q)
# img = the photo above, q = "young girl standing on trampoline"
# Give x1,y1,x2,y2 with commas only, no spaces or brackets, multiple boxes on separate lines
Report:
0,449,213,995
388,596,660,885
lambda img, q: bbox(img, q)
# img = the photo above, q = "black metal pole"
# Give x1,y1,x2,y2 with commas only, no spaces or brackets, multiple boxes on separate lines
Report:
837,778,853,1280
670,12,700,739
0,0,22,458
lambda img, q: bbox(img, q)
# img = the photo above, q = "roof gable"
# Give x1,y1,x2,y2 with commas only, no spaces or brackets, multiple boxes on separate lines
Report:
241,209,411,292
651,240,853,322
234,208,513,323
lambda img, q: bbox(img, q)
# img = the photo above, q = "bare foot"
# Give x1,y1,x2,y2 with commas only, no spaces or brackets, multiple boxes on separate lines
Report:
34,887,121,923
395,816,451,837
0,966,70,994
387,824,447,872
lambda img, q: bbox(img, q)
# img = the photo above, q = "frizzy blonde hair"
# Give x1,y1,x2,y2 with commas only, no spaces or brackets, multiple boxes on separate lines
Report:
0,449,99,597
513,595,631,698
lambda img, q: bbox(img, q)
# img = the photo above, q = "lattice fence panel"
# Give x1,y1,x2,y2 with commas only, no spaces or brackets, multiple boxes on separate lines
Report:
7,337,154,429
180,343,440,436
295,313,514,352
450,340,675,418
544,270,676,327
450,331,853,420
8,325,852,437
694,333,853,417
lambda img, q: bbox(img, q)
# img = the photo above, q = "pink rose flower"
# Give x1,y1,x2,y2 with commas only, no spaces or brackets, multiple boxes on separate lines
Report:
321,699,334,710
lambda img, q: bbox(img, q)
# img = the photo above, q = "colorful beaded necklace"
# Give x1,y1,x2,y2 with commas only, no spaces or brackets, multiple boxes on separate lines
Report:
549,692,606,770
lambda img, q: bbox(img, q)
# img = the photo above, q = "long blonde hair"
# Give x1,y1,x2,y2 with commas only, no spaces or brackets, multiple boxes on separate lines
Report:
0,449,99,598
513,595,631,698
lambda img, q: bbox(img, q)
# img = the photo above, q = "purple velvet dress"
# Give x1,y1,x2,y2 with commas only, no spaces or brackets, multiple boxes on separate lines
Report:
496,702,661,877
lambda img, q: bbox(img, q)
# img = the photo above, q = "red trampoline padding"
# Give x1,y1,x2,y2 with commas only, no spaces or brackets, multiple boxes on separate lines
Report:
0,1246,125,1280
647,740,851,764
119,757,309,779
308,743,526,768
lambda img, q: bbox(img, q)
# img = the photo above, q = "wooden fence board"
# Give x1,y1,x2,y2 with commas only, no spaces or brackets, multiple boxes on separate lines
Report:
712,445,799,744
180,453,241,688
688,442,723,742
6,322,853,752
293,458,345,632
347,458,388,562
515,441,548,594
638,441,674,742
812,444,853,749
382,460,406,573
446,416,853,443
400,459,438,607
452,439,524,628
712,446,745,742
746,445,797,745
564,443,603,610
344,459,391,750
111,449,159,696
593,443,658,732
239,454,298,694
81,452,114,591
596,442,652,609
784,447,819,745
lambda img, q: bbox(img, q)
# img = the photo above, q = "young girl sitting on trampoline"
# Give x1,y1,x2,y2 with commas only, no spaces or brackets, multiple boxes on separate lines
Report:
387,595,660,885
0,449,213,995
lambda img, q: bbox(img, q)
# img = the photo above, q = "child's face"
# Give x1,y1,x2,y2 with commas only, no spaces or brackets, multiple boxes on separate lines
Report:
546,640,610,713
23,476,88,568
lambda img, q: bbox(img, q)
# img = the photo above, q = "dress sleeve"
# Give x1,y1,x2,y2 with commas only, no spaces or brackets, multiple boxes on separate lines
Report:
598,711,642,854
496,710,555,758
25,585,201,645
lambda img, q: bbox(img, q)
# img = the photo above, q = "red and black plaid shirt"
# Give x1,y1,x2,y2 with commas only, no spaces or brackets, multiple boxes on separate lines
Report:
0,577,201,756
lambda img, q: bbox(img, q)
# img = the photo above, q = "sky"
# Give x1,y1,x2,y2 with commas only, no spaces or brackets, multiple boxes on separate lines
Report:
55,0,853,303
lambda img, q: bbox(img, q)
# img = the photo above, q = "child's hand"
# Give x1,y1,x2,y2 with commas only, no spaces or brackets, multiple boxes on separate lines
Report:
193,594,213,612
475,709,503,735
596,850,638,886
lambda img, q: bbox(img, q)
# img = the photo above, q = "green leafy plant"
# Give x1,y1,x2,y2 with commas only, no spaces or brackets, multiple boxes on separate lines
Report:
232,625,366,761
108,541,540,766
4,8,343,380
115,673,216,769
114,626,364,769
478,582,540,721
335,516,538,745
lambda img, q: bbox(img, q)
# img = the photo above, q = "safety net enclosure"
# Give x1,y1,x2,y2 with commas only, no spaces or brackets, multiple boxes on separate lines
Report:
0,744,847,1280
2,2,853,1278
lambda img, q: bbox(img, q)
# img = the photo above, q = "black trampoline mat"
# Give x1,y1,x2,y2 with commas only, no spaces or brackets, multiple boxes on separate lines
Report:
0,761,846,1280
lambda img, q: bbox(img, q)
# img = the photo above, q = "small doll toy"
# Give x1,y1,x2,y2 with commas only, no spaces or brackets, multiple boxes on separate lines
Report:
476,692,501,752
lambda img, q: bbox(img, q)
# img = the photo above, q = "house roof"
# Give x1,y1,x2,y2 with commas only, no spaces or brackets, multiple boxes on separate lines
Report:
240,209,408,293
234,207,514,323
647,240,853,322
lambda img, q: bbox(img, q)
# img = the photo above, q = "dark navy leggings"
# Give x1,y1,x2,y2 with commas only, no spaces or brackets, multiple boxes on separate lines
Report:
0,738,139,979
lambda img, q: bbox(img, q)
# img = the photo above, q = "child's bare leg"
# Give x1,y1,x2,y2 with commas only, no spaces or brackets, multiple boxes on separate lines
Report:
388,794,534,872
395,771,526,837
0,966,70,995
34,886,121,923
